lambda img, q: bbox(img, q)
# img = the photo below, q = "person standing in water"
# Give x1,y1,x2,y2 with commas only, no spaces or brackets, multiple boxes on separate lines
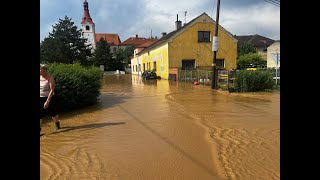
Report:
40,64,61,132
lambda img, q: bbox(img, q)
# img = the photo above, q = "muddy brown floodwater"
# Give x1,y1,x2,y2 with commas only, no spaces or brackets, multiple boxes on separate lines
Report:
40,74,280,180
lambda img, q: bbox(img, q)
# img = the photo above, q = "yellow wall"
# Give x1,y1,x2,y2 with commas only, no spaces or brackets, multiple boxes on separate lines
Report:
138,14,237,79
141,44,169,79
168,21,237,70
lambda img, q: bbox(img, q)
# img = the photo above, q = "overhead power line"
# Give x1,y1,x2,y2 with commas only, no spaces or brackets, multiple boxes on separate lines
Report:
264,0,280,7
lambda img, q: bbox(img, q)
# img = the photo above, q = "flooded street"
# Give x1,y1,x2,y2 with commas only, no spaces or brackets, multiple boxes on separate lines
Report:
40,74,280,180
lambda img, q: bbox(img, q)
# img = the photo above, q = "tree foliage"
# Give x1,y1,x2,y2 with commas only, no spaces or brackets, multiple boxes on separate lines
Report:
103,45,135,71
40,16,92,65
238,43,256,57
234,70,274,92
121,45,135,65
93,38,112,67
237,53,266,69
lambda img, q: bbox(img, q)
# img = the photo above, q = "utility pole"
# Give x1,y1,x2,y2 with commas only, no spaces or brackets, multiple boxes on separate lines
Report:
211,0,221,89
276,52,279,85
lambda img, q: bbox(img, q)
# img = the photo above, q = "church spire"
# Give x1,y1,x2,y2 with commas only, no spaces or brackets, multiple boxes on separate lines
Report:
81,0,94,24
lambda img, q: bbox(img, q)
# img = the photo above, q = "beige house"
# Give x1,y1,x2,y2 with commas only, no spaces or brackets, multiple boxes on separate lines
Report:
131,40,158,75
267,41,280,68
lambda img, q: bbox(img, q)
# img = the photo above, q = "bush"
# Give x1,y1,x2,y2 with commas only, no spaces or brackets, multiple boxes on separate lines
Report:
47,63,103,111
237,53,266,69
234,70,274,92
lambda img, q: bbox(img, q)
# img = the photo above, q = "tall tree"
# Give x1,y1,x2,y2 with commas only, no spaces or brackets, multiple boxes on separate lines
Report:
93,38,112,67
40,16,92,65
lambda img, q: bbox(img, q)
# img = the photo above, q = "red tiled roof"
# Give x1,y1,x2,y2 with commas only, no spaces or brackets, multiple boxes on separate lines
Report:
95,34,121,46
81,0,94,24
137,39,158,48
120,37,158,46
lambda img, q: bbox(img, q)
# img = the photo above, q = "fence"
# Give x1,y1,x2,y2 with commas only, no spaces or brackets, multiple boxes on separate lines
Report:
177,68,280,90
177,69,230,88
178,69,213,86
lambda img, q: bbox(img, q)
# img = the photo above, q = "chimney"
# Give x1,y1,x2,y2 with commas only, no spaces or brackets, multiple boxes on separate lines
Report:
175,14,182,30
136,34,138,38
161,32,167,37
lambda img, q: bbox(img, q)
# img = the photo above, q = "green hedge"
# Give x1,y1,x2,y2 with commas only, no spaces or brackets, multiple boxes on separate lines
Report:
234,70,273,92
47,63,103,111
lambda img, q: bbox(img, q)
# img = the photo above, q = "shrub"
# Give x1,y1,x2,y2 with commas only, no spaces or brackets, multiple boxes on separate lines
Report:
237,53,266,69
47,63,103,111
234,70,273,92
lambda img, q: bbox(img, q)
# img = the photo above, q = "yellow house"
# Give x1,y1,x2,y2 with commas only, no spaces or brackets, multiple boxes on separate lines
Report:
135,12,238,80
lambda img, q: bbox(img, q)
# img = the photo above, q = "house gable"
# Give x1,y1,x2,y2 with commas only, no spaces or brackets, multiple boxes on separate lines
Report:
138,12,237,55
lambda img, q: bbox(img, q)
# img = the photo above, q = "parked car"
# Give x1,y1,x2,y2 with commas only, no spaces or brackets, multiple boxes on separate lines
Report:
142,70,157,80
246,64,257,71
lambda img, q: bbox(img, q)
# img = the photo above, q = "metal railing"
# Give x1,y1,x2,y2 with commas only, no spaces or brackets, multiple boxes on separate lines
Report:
178,70,213,86
178,68,280,90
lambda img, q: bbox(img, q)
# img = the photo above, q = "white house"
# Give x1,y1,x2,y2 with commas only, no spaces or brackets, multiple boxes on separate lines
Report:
131,40,158,75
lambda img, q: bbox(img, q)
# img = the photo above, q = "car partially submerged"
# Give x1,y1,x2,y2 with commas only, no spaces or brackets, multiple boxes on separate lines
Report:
141,70,157,80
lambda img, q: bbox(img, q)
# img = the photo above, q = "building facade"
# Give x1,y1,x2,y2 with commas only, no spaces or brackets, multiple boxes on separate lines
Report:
133,13,238,80
131,40,158,75
267,41,280,68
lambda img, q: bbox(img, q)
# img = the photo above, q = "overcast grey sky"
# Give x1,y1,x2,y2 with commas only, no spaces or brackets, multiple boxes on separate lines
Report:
40,0,280,42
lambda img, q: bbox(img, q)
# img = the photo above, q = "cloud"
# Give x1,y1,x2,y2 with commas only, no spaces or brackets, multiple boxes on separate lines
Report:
218,3,280,39
40,0,280,42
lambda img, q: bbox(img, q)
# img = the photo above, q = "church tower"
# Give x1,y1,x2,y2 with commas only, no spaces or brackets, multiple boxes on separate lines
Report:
81,0,96,49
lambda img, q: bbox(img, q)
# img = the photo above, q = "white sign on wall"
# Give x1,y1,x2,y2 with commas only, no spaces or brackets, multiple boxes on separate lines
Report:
212,36,219,51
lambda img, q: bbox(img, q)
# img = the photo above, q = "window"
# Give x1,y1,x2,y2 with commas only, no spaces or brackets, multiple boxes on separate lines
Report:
133,65,135,72
153,61,157,71
198,31,210,42
143,63,145,71
136,65,138,72
113,47,117,53
86,25,90,30
182,60,195,70
216,59,225,69
139,64,141,72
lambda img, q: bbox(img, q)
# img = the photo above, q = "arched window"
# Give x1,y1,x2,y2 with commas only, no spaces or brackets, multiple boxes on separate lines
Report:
86,26,90,30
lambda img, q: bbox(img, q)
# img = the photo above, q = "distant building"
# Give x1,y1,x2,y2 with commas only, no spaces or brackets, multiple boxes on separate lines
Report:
267,41,280,68
80,0,96,49
234,34,275,60
131,39,158,75
95,34,121,56
120,35,158,50
80,0,121,55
